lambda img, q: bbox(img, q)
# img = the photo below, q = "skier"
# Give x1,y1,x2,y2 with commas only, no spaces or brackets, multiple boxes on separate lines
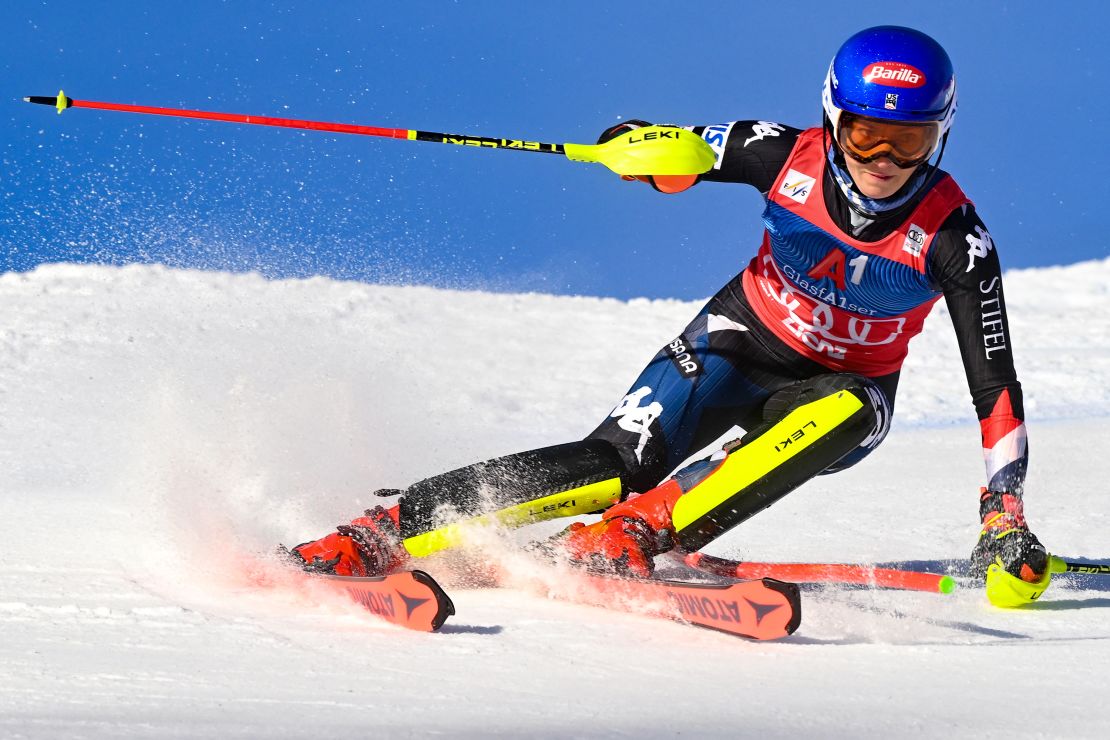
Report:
287,26,1049,599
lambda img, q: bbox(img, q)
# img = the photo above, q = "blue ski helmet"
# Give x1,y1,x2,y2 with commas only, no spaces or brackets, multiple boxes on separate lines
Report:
822,26,956,153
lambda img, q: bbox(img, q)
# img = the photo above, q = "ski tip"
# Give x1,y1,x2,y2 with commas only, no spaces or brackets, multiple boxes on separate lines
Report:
759,578,803,636
408,569,456,630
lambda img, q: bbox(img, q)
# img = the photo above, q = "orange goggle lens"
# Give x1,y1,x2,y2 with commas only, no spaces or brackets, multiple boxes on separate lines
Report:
837,114,940,168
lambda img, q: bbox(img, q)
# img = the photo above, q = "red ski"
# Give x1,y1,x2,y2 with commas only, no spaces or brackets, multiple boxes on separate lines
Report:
687,553,956,594
525,570,801,641
310,570,455,632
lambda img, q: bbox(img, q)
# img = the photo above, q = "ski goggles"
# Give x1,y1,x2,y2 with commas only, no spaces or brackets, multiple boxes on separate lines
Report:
836,113,941,169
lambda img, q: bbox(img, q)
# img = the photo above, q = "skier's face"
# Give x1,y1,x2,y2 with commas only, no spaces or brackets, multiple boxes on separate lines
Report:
836,113,936,199
844,154,920,199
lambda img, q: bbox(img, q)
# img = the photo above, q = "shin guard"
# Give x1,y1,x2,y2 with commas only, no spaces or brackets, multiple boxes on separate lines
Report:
671,374,888,551
397,440,629,557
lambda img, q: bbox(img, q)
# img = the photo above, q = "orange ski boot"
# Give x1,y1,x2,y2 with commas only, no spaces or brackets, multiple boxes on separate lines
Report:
285,504,408,577
550,479,683,578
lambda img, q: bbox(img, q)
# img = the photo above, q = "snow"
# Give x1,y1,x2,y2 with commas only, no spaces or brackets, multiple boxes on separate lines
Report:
2,259,1109,738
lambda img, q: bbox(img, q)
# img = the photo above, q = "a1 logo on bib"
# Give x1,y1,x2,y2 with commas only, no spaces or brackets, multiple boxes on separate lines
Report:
779,169,816,205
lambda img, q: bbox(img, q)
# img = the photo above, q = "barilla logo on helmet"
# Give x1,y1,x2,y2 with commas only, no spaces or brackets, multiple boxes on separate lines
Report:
862,62,926,88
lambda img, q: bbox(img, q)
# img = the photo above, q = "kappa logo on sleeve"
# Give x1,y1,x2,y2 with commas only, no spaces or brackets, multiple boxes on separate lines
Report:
965,225,995,272
743,121,786,148
778,169,816,205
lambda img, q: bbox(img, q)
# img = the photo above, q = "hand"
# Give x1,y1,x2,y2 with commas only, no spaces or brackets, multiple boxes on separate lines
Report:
969,489,1048,582
596,119,654,145
596,119,699,192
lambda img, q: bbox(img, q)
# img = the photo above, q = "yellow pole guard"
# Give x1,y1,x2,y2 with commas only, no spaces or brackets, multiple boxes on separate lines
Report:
563,125,717,177
985,557,1053,608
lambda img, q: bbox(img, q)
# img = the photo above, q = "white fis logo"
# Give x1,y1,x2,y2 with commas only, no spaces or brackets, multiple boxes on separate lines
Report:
965,225,995,272
609,386,663,464
779,169,815,205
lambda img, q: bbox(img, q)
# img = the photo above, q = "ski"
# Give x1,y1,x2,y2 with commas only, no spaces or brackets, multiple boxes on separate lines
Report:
519,570,801,640
686,553,956,594
309,569,455,632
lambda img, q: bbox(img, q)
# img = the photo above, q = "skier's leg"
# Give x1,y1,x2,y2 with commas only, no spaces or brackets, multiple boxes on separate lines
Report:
396,439,629,557
290,370,885,574
288,438,631,574
554,372,893,572
550,276,896,572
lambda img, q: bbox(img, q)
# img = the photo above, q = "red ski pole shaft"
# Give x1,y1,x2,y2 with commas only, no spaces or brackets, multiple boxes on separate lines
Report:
25,91,720,177
23,92,566,155
688,553,955,594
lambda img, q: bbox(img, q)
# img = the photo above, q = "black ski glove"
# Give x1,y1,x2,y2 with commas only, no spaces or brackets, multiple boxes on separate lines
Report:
596,119,698,193
969,489,1048,582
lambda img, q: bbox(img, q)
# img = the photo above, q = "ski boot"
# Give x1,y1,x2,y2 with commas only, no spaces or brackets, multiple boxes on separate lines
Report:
284,504,408,577
547,479,682,578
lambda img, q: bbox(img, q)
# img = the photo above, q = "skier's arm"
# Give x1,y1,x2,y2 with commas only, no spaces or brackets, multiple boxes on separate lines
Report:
596,119,802,194
930,207,1048,585
929,206,1028,495
692,120,803,192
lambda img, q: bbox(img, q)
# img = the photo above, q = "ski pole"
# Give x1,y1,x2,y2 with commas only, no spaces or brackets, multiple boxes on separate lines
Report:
686,553,957,594
1049,556,1110,575
23,90,716,177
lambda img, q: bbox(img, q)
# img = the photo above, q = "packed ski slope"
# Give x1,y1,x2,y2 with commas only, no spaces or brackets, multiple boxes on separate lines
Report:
2,259,1109,738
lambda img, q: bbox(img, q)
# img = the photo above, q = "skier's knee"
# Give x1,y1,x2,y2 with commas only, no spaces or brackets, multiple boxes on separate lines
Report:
762,373,891,473
816,375,891,473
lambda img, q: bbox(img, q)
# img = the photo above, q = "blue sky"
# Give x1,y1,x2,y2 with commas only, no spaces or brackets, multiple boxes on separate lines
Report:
3,1,1108,299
